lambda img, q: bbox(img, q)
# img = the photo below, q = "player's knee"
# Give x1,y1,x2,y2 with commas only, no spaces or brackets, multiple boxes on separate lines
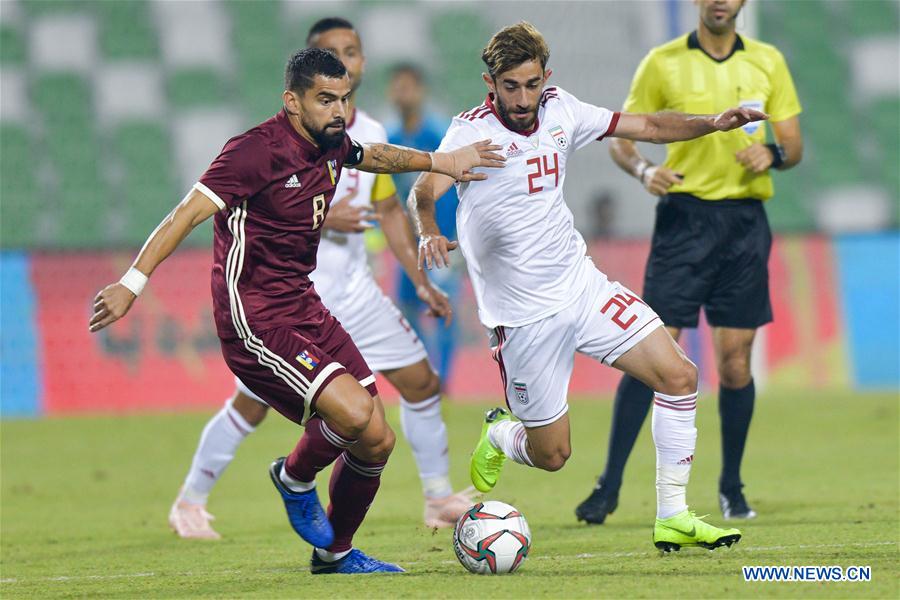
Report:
419,368,442,398
534,446,571,472
338,393,375,439
395,362,441,402
368,425,396,462
718,353,751,388
661,358,698,396
539,452,569,472
231,393,269,427
681,359,699,393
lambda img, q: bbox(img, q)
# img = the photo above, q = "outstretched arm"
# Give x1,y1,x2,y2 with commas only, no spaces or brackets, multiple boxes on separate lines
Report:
354,140,504,181
89,189,219,332
408,172,457,270
613,107,768,144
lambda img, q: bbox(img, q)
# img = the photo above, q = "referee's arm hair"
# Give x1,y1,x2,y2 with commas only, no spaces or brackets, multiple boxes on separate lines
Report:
613,107,768,145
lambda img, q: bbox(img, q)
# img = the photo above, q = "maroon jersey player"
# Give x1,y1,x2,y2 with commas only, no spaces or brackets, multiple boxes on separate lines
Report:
89,48,504,574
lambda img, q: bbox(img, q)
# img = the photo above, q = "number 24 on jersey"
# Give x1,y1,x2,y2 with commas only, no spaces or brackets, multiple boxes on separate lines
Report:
526,152,559,195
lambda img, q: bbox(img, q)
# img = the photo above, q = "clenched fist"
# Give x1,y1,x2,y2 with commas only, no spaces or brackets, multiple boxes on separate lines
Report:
642,165,684,196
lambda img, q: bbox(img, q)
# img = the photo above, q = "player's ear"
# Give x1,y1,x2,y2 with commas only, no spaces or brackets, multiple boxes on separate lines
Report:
482,73,494,93
544,69,553,84
282,90,301,116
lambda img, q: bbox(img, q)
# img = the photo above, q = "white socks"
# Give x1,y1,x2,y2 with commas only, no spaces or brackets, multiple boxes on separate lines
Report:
315,547,351,562
651,391,698,519
280,464,315,492
400,395,453,498
487,419,534,467
180,400,255,505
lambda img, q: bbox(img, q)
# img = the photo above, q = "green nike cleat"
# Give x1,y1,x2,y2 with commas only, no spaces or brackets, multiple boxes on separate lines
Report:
653,510,742,552
469,408,511,493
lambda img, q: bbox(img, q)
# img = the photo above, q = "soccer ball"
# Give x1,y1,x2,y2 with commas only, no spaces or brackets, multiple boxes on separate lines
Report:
453,501,531,574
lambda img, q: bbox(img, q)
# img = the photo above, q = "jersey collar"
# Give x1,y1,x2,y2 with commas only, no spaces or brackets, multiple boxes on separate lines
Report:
276,108,324,157
486,93,541,137
687,30,745,63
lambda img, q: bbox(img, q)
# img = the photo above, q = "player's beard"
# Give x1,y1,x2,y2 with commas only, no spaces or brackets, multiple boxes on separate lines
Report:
495,97,537,132
304,114,346,151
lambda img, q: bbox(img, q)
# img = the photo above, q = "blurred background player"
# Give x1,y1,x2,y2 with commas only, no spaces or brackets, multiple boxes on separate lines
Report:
412,22,766,551
576,0,803,525
387,63,462,388
169,18,475,541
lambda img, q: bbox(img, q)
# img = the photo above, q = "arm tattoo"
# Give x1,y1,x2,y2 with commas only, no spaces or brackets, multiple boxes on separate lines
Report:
365,143,418,173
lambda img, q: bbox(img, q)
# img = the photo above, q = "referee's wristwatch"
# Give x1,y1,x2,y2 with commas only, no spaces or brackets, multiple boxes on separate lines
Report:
765,143,786,169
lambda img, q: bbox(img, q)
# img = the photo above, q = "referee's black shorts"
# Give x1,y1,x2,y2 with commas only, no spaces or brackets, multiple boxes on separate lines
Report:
642,193,773,330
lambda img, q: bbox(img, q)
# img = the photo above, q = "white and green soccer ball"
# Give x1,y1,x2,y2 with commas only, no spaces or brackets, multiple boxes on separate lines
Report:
453,501,531,574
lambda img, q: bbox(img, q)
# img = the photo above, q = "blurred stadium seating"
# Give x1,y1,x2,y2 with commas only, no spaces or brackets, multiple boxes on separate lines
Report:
0,1,897,417
0,0,896,249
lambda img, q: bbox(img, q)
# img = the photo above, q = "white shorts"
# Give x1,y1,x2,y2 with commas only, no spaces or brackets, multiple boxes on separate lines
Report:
237,275,428,405
489,264,662,427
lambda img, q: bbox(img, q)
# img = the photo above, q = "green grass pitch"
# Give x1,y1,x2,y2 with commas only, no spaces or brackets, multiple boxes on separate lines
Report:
2,390,897,598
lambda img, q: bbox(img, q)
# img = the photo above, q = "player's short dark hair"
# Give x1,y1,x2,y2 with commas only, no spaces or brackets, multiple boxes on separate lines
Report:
284,47,347,94
306,17,356,45
390,62,425,84
482,21,550,79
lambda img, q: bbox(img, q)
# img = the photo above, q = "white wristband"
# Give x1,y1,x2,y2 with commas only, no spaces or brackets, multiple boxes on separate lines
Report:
637,160,651,185
119,267,148,296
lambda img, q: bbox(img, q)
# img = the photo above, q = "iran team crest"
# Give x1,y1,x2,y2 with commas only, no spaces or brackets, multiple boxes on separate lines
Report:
549,125,568,150
513,381,529,405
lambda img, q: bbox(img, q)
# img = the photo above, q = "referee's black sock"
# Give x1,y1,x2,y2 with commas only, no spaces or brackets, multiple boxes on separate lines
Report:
599,374,654,493
718,379,755,492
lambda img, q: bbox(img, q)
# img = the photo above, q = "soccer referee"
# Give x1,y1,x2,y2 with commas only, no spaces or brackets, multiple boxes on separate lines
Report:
577,0,802,523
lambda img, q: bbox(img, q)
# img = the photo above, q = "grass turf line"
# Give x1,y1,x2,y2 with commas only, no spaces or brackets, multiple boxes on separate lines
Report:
1,390,897,598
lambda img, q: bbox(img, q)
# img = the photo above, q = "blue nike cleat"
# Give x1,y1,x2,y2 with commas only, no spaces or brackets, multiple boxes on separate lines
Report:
269,457,334,548
310,549,405,574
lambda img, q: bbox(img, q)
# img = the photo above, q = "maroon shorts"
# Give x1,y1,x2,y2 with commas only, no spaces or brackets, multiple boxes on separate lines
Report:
220,312,377,425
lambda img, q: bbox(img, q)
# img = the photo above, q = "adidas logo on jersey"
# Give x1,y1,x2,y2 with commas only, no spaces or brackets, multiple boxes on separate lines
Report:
506,142,524,158
285,174,302,188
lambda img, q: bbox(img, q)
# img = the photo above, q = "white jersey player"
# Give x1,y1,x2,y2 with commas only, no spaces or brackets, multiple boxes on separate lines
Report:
169,19,473,540
411,22,766,551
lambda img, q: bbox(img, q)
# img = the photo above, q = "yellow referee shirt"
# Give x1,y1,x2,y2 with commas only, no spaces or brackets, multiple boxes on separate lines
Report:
624,31,801,201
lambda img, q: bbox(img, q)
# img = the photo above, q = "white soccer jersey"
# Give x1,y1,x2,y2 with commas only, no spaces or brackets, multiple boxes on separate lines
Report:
311,109,394,300
437,86,620,329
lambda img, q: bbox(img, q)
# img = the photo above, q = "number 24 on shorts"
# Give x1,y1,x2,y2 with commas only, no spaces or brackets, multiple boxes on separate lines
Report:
601,292,647,330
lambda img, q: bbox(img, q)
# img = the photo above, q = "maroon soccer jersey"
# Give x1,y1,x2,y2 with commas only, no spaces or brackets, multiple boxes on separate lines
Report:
196,110,351,341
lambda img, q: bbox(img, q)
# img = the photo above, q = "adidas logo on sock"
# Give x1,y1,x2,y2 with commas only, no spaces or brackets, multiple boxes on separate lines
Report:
285,174,302,188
